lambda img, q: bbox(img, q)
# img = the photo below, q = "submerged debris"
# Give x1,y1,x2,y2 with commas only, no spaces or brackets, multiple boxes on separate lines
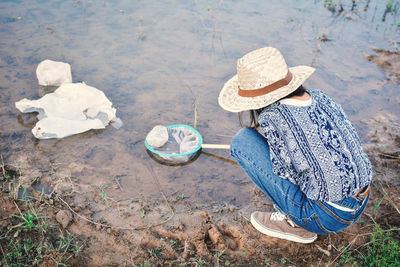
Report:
16,82,120,139
366,48,400,81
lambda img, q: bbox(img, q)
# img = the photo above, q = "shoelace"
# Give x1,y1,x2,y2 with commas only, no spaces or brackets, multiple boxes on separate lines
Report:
270,211,286,221
270,211,297,228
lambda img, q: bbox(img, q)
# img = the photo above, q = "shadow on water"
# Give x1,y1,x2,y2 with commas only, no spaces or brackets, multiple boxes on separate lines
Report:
1,0,400,205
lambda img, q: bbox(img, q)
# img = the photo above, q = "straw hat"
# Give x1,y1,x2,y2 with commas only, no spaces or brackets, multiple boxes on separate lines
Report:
218,47,315,112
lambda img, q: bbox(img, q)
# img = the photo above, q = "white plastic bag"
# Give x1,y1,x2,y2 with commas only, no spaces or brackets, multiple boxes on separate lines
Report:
36,59,72,86
15,82,120,139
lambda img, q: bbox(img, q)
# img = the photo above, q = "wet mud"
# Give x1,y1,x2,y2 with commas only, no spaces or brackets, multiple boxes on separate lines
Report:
367,48,400,82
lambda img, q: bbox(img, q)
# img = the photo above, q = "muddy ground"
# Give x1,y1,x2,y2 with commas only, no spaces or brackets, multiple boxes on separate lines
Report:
1,50,400,266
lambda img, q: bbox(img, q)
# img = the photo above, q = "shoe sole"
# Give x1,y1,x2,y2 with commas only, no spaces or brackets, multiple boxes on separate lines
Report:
250,213,317,244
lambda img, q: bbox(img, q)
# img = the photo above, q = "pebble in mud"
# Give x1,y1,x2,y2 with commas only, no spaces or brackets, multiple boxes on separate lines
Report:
56,210,73,228
226,239,237,250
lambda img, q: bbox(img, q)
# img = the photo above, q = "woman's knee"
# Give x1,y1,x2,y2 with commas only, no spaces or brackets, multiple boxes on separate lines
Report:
231,127,269,157
231,127,257,150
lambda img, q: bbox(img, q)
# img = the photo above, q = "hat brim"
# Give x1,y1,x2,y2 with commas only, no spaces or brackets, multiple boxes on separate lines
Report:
218,66,315,112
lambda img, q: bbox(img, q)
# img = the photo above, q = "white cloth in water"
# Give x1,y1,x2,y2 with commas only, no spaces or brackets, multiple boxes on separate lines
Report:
15,82,120,139
36,59,72,86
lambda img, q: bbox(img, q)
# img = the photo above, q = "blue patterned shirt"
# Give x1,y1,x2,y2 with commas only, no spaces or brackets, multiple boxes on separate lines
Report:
258,90,372,202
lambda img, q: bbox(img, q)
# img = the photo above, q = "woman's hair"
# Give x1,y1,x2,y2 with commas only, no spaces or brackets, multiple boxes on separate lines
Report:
238,85,306,129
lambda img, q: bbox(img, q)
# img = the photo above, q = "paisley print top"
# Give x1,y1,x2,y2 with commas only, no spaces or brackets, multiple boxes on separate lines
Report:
258,90,372,201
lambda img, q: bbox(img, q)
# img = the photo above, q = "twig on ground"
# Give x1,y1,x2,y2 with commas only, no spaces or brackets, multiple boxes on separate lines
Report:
317,255,324,267
316,244,331,257
340,230,360,236
329,235,359,266
357,227,400,237
375,176,400,215
1,154,6,177
57,195,115,229
58,177,175,232
13,201,24,217
238,210,250,222
352,227,400,253
184,79,208,129
0,243,4,258
378,152,400,160
193,98,198,129
146,163,175,225
219,27,227,59
114,176,123,191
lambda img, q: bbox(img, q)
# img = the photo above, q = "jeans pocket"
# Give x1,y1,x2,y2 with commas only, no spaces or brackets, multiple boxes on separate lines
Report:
335,197,363,213
289,213,334,235
317,201,356,224
310,214,335,234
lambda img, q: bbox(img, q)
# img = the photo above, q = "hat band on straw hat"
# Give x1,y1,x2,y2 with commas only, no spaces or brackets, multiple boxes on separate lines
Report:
238,70,293,97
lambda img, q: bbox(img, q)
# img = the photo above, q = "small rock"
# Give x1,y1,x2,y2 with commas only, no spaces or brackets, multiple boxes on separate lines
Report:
106,228,112,234
55,182,73,194
56,210,73,228
226,239,237,250
95,224,102,231
201,211,209,218
68,162,85,174
319,33,330,42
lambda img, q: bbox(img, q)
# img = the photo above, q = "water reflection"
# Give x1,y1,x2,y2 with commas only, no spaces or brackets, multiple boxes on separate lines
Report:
0,0,399,206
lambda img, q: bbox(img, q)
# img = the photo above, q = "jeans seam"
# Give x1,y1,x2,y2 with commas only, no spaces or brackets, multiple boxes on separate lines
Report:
313,214,334,234
288,214,306,229
290,199,302,207
316,201,354,224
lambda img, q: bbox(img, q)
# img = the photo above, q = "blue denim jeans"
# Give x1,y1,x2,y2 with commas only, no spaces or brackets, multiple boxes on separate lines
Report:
230,128,370,234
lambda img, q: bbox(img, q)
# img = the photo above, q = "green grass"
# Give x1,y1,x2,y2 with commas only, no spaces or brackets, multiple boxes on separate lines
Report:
14,205,47,232
340,225,400,266
0,203,82,266
386,0,398,12
1,232,82,266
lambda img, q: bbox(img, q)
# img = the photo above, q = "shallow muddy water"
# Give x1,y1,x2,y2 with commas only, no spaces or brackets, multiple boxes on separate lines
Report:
1,0,400,207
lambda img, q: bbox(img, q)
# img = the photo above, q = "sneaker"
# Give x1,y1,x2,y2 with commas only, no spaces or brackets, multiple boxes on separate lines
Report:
250,211,317,244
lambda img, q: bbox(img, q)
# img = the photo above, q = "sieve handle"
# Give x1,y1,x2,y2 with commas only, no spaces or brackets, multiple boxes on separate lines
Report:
201,144,230,149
